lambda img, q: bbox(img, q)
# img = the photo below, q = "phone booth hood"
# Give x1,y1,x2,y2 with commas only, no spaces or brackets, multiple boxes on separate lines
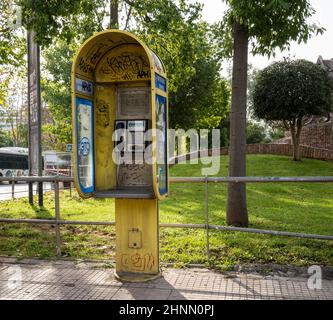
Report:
72,30,168,200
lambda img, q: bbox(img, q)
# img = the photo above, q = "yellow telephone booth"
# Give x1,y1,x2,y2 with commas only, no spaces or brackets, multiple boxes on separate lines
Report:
72,30,168,281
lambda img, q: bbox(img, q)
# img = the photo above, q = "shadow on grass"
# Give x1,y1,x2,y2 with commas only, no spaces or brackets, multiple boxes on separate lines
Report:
29,204,54,219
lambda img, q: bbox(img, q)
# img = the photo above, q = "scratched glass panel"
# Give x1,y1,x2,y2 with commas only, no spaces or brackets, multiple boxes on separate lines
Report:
76,98,94,193
155,95,168,195
119,91,149,116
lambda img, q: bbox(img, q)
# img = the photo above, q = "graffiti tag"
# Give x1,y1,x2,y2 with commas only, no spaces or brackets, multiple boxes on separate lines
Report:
121,253,155,271
101,52,150,81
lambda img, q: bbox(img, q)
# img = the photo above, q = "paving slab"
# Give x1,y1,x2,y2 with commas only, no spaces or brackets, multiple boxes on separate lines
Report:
0,258,332,300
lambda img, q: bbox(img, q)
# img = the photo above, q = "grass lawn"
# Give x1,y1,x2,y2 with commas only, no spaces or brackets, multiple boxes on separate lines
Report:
0,154,332,270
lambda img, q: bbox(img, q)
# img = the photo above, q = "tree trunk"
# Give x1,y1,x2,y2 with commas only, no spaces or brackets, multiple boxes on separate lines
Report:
226,21,249,227
290,118,303,161
110,0,119,29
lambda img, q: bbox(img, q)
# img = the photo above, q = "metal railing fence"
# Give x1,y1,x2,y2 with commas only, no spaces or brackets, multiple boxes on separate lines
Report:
0,175,333,261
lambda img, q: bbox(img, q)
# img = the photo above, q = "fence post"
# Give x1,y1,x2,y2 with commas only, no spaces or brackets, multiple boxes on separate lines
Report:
69,161,72,197
54,178,61,256
69,183,72,197
11,180,15,200
28,182,33,205
205,175,210,263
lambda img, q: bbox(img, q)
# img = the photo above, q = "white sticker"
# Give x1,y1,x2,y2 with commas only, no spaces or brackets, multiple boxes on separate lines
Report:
76,78,93,95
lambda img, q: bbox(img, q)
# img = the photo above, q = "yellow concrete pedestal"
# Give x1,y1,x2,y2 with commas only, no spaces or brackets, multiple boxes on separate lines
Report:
115,198,160,282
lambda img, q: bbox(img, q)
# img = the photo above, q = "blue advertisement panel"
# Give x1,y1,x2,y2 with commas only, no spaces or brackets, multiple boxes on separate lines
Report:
76,97,94,194
155,73,167,92
155,94,168,196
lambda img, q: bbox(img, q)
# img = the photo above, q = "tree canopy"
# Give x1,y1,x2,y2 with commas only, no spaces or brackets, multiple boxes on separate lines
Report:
0,1,232,150
216,0,325,58
19,0,105,45
38,0,230,149
253,59,333,121
252,59,333,160
0,0,25,67
0,129,13,148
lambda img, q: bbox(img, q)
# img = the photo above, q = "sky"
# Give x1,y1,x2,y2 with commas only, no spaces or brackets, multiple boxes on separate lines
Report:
194,0,333,73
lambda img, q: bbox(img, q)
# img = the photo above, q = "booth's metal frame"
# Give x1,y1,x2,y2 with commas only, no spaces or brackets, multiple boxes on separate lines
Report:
71,29,169,200
71,30,169,282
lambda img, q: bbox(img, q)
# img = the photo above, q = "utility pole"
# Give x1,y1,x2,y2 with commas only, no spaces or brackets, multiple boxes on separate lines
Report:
27,0,43,206
110,0,119,29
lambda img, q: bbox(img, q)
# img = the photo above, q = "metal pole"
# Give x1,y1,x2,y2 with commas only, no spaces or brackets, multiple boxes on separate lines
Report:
27,2,43,206
54,180,61,256
3,176,333,183
205,176,210,263
0,218,116,226
27,29,33,206
38,182,43,207
11,180,15,200
28,182,33,204
208,224,333,240
169,176,333,183
69,155,72,197
37,32,43,207
0,176,73,182
0,216,332,241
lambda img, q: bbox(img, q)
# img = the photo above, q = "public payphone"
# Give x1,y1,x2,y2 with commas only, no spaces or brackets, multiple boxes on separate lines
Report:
72,30,168,281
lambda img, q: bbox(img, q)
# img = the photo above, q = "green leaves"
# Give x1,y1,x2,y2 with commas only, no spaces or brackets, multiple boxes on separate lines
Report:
252,59,333,160
169,58,230,130
19,0,105,46
0,0,25,67
42,40,76,150
0,129,14,148
1,0,231,150
216,0,325,58
129,0,230,130
252,59,333,122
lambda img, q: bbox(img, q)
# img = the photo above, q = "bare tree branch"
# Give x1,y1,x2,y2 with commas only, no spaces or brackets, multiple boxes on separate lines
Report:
303,115,313,126
0,28,10,33
282,120,290,130
124,5,132,30
324,112,331,123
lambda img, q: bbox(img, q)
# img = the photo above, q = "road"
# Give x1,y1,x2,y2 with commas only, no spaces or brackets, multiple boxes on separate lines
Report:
0,182,53,201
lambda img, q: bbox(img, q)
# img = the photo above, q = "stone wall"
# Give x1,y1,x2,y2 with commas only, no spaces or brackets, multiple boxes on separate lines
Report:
246,143,333,161
283,122,333,150
171,143,333,164
300,122,333,150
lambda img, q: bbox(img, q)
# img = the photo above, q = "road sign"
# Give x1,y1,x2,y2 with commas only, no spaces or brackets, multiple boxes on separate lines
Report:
66,144,73,153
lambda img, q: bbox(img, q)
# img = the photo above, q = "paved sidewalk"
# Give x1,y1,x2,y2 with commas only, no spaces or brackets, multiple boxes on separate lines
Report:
0,258,332,300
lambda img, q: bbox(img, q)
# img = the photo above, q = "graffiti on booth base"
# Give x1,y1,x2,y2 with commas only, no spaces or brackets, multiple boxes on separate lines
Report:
121,253,155,272
118,163,151,186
